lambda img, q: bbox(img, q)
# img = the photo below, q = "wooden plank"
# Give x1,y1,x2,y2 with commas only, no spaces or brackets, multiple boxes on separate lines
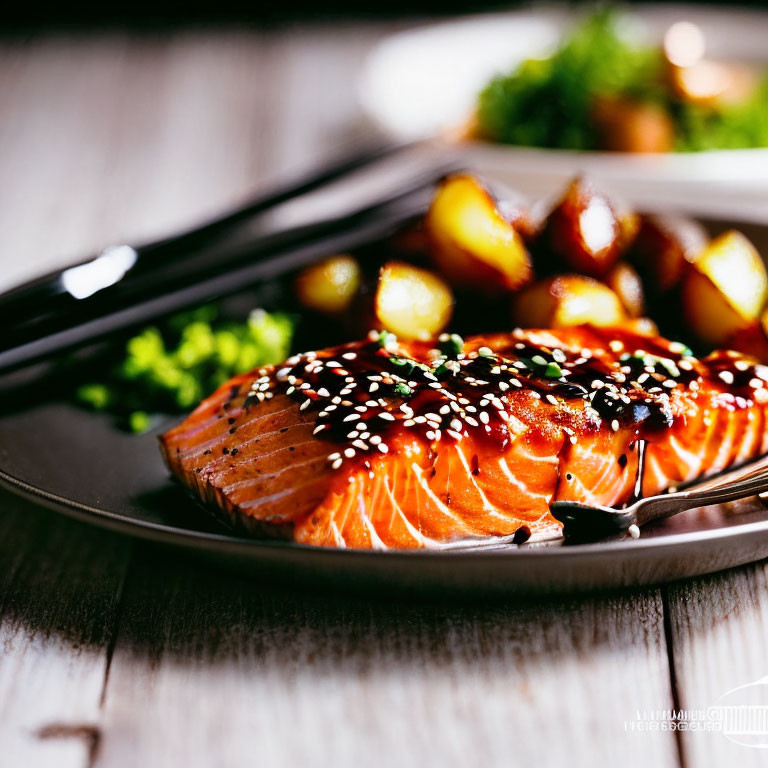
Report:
0,31,275,292
96,545,679,768
666,565,768,766
0,492,131,768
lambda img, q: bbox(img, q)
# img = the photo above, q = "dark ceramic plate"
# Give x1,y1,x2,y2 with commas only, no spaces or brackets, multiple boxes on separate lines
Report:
3,218,768,595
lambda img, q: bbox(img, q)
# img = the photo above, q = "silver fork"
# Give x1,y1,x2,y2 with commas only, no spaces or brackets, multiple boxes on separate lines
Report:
549,454,768,542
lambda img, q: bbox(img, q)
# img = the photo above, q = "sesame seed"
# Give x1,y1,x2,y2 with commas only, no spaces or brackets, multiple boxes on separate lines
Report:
344,448,355,458
326,361,341,368
369,383,379,393
379,412,395,421
300,399,311,410
479,412,489,424
377,444,389,454
719,371,735,385
313,425,326,435
343,413,358,422
342,352,357,360
611,419,619,432
317,388,330,398
331,458,343,470
369,435,382,445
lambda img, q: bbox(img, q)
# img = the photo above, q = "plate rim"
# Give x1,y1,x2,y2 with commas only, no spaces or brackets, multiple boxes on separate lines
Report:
5,457,768,563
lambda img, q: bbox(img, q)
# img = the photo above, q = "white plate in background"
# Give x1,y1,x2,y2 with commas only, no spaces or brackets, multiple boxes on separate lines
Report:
359,4,768,221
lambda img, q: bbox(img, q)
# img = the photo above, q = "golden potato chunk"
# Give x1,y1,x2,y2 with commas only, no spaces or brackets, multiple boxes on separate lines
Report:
513,275,626,329
295,254,361,314
592,97,675,153
726,315,768,363
629,213,708,294
374,261,453,341
682,231,768,345
604,262,645,318
539,178,623,278
425,174,533,292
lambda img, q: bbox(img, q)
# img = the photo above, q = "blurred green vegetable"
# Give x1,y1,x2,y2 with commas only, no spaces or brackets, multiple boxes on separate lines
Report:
476,8,768,152
76,306,295,432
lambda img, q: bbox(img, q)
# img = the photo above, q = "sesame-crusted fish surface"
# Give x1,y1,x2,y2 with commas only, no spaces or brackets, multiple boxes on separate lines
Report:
159,326,768,549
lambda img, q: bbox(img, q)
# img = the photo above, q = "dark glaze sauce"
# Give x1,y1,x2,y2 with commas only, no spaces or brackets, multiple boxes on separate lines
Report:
243,328,768,473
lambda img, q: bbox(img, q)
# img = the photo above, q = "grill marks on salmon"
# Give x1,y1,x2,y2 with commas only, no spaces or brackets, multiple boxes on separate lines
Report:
160,326,768,548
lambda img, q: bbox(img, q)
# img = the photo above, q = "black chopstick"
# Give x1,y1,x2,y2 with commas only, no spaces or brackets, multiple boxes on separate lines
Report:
0,139,418,320
0,166,450,374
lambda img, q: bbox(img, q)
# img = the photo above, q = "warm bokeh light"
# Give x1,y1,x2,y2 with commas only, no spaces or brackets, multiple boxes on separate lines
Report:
663,20,706,68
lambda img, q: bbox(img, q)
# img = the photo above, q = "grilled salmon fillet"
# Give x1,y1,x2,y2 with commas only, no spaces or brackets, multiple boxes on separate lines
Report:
159,326,768,548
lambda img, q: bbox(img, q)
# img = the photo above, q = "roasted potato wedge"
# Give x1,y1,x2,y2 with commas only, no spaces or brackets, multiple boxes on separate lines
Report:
425,174,533,292
513,275,626,329
296,254,361,314
604,262,645,318
539,178,623,278
628,213,708,294
726,315,768,363
591,97,675,154
374,261,453,341
681,231,768,345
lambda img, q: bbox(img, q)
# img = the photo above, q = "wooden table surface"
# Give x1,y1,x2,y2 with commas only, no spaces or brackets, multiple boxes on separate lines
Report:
2,24,768,768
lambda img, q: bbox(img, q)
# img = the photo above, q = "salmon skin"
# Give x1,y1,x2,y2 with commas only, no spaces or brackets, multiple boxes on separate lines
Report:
159,326,768,549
